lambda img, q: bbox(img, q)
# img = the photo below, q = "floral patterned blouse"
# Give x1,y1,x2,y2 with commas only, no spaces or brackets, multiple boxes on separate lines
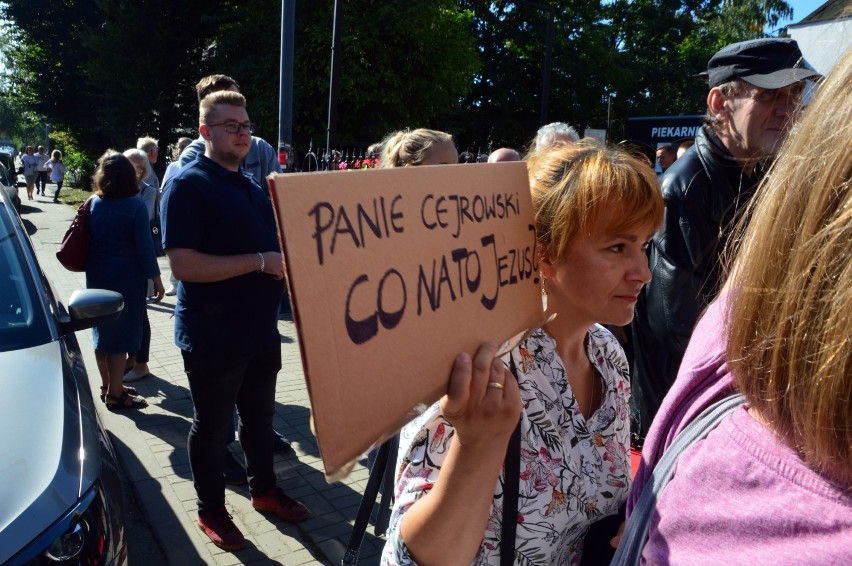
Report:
381,325,632,565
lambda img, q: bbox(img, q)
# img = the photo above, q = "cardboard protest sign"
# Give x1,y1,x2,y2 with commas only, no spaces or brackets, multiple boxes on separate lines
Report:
270,162,544,478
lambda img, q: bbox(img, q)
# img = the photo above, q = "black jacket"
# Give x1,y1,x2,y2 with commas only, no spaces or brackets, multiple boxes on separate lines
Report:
630,126,762,441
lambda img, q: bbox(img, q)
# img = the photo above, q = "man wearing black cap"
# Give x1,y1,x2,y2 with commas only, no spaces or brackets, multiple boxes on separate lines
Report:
630,38,819,444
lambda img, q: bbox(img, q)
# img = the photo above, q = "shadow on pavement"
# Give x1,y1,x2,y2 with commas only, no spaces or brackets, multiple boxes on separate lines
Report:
272,403,387,564
108,434,200,565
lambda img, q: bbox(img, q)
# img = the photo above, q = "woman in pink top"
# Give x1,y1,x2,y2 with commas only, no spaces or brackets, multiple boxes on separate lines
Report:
627,51,852,565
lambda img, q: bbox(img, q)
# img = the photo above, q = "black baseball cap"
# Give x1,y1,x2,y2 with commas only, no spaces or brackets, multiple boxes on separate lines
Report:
707,38,820,89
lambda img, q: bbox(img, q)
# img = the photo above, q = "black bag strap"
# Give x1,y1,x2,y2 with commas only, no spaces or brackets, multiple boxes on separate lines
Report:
501,354,522,566
611,393,746,565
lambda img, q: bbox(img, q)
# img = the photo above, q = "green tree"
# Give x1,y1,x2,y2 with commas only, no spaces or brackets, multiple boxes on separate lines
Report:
208,0,479,152
448,1,626,151
605,0,792,138
0,0,796,168
1,0,236,172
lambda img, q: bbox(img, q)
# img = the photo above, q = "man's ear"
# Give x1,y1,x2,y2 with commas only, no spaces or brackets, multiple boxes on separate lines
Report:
707,87,727,119
199,124,211,141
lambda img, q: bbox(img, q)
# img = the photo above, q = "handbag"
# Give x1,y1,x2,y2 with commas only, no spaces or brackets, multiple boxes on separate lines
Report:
150,212,164,257
150,187,165,257
56,196,94,272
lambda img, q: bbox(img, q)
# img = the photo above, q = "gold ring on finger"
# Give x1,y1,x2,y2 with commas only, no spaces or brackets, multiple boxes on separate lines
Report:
487,381,505,390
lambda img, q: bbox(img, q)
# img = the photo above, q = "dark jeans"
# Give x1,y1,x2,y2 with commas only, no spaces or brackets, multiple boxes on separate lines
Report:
52,179,63,200
183,346,281,513
36,171,48,193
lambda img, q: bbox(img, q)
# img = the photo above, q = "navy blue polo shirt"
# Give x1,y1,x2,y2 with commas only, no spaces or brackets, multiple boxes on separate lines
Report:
161,154,284,353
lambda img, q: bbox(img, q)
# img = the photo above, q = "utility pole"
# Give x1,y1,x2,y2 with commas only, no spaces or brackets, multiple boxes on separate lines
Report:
326,0,343,162
540,8,554,126
278,0,296,171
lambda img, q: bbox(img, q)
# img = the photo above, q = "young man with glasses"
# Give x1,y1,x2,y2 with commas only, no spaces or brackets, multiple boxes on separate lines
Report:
178,75,292,484
179,74,281,184
630,38,820,445
161,90,309,551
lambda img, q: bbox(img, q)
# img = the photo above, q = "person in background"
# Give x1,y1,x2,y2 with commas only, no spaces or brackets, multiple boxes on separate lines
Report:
179,74,281,184
654,144,676,173
122,148,159,383
676,139,694,159
458,149,476,163
161,136,193,189
487,147,521,162
175,74,292,480
161,90,309,551
137,137,160,188
21,146,38,200
630,38,820,444
624,49,851,565
44,150,66,203
379,128,458,167
161,136,193,297
34,146,49,196
86,151,163,411
526,122,580,159
382,140,663,565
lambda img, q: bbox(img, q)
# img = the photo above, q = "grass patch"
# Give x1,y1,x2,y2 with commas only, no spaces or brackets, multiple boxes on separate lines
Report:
56,187,93,208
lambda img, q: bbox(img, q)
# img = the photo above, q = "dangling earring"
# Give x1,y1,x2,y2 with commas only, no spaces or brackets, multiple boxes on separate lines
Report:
540,273,547,296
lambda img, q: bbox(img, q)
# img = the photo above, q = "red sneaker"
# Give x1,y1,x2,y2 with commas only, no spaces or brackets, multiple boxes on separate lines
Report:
251,487,310,522
198,507,246,551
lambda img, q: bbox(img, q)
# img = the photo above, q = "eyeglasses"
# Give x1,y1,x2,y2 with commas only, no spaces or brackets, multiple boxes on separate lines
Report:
205,121,255,134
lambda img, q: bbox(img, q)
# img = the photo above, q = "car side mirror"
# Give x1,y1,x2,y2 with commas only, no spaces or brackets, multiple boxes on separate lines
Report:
59,289,124,333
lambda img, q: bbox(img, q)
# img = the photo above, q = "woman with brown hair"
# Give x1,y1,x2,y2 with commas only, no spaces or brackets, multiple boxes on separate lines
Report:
382,140,663,565
624,50,852,564
86,151,164,410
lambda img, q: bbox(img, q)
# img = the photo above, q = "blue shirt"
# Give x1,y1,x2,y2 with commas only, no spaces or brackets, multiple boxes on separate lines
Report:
179,136,282,185
161,154,284,353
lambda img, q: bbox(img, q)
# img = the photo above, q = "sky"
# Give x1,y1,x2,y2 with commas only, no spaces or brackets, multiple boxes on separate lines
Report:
774,0,827,32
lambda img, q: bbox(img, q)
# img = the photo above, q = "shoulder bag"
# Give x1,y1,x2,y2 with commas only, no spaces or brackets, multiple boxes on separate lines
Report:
150,188,165,257
56,196,94,272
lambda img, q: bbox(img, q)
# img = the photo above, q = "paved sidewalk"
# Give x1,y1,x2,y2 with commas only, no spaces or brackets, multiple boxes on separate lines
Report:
22,193,386,565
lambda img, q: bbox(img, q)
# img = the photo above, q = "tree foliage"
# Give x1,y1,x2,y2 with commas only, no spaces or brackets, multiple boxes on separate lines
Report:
0,0,793,167
1,0,237,170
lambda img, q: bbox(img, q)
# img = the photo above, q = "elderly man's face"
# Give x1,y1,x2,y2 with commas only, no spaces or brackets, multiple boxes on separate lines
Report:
723,82,805,159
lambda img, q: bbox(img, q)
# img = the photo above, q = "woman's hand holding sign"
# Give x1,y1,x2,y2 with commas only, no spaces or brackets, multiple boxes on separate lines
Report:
401,342,521,565
441,342,521,451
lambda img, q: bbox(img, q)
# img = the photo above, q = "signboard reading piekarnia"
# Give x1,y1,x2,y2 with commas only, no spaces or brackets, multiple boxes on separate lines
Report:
270,162,544,478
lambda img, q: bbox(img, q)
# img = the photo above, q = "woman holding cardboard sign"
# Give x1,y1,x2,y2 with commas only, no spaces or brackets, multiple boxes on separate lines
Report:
381,140,663,565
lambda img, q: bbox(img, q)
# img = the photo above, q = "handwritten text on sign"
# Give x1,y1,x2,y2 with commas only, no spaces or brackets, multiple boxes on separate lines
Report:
271,162,544,478
308,190,536,344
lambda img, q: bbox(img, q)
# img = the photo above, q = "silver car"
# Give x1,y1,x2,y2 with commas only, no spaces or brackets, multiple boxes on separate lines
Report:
0,186,127,564
0,157,22,214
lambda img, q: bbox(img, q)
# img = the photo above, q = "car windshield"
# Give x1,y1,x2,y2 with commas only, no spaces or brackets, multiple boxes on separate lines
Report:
0,202,50,351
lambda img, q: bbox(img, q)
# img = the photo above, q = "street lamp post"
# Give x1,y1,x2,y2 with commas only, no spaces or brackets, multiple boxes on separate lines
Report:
278,0,295,171
326,0,344,163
